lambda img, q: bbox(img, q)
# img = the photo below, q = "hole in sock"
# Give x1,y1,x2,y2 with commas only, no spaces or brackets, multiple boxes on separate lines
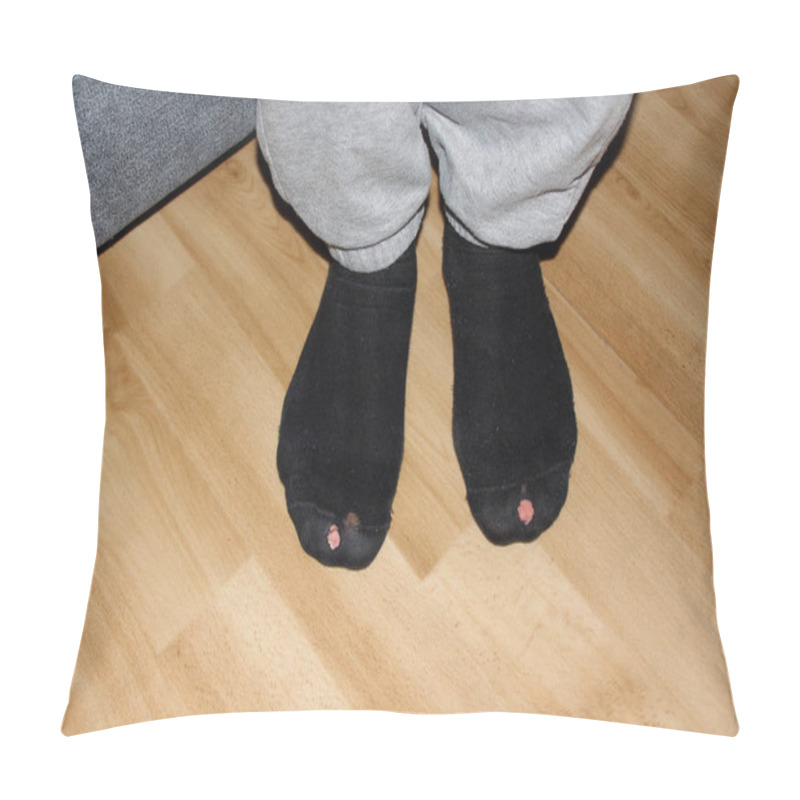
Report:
343,512,360,536
517,498,535,525
327,524,341,550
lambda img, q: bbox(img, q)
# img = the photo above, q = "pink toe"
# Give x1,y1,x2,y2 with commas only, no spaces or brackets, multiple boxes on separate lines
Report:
517,499,535,525
327,524,341,549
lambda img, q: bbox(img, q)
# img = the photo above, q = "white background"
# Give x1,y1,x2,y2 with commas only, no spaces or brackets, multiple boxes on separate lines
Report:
2,1,798,797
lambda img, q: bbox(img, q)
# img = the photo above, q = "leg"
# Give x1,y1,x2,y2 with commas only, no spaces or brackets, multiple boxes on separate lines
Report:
257,101,431,271
423,96,632,544
257,101,431,568
423,96,633,249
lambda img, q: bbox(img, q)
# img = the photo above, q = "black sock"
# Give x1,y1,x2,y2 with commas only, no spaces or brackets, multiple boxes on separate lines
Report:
277,244,416,569
442,220,577,545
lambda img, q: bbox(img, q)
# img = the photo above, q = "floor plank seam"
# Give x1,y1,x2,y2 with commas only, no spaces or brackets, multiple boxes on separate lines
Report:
543,275,705,449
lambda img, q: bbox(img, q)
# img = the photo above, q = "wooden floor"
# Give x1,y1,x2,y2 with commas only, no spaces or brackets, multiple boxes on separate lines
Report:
63,77,739,736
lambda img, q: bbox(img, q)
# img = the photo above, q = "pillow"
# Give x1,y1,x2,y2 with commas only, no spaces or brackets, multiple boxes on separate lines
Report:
63,75,739,736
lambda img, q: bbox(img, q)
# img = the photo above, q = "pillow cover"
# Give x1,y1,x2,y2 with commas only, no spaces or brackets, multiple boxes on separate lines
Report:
63,75,739,736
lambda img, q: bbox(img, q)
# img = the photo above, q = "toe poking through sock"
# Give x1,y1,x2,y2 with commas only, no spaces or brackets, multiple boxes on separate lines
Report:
468,474,571,545
288,504,386,568
517,498,535,525
327,524,341,550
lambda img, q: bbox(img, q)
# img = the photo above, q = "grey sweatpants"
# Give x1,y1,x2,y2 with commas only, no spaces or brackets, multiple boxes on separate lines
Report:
256,97,633,272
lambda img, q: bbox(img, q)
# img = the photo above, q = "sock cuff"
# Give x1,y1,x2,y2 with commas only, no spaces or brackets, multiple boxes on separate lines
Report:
442,217,541,286
443,208,489,248
329,206,425,273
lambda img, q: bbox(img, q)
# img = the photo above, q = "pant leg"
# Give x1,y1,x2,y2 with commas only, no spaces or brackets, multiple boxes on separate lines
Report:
256,100,432,272
421,95,633,249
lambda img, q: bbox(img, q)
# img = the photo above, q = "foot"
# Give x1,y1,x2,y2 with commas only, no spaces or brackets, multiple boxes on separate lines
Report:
442,220,577,545
277,245,416,568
